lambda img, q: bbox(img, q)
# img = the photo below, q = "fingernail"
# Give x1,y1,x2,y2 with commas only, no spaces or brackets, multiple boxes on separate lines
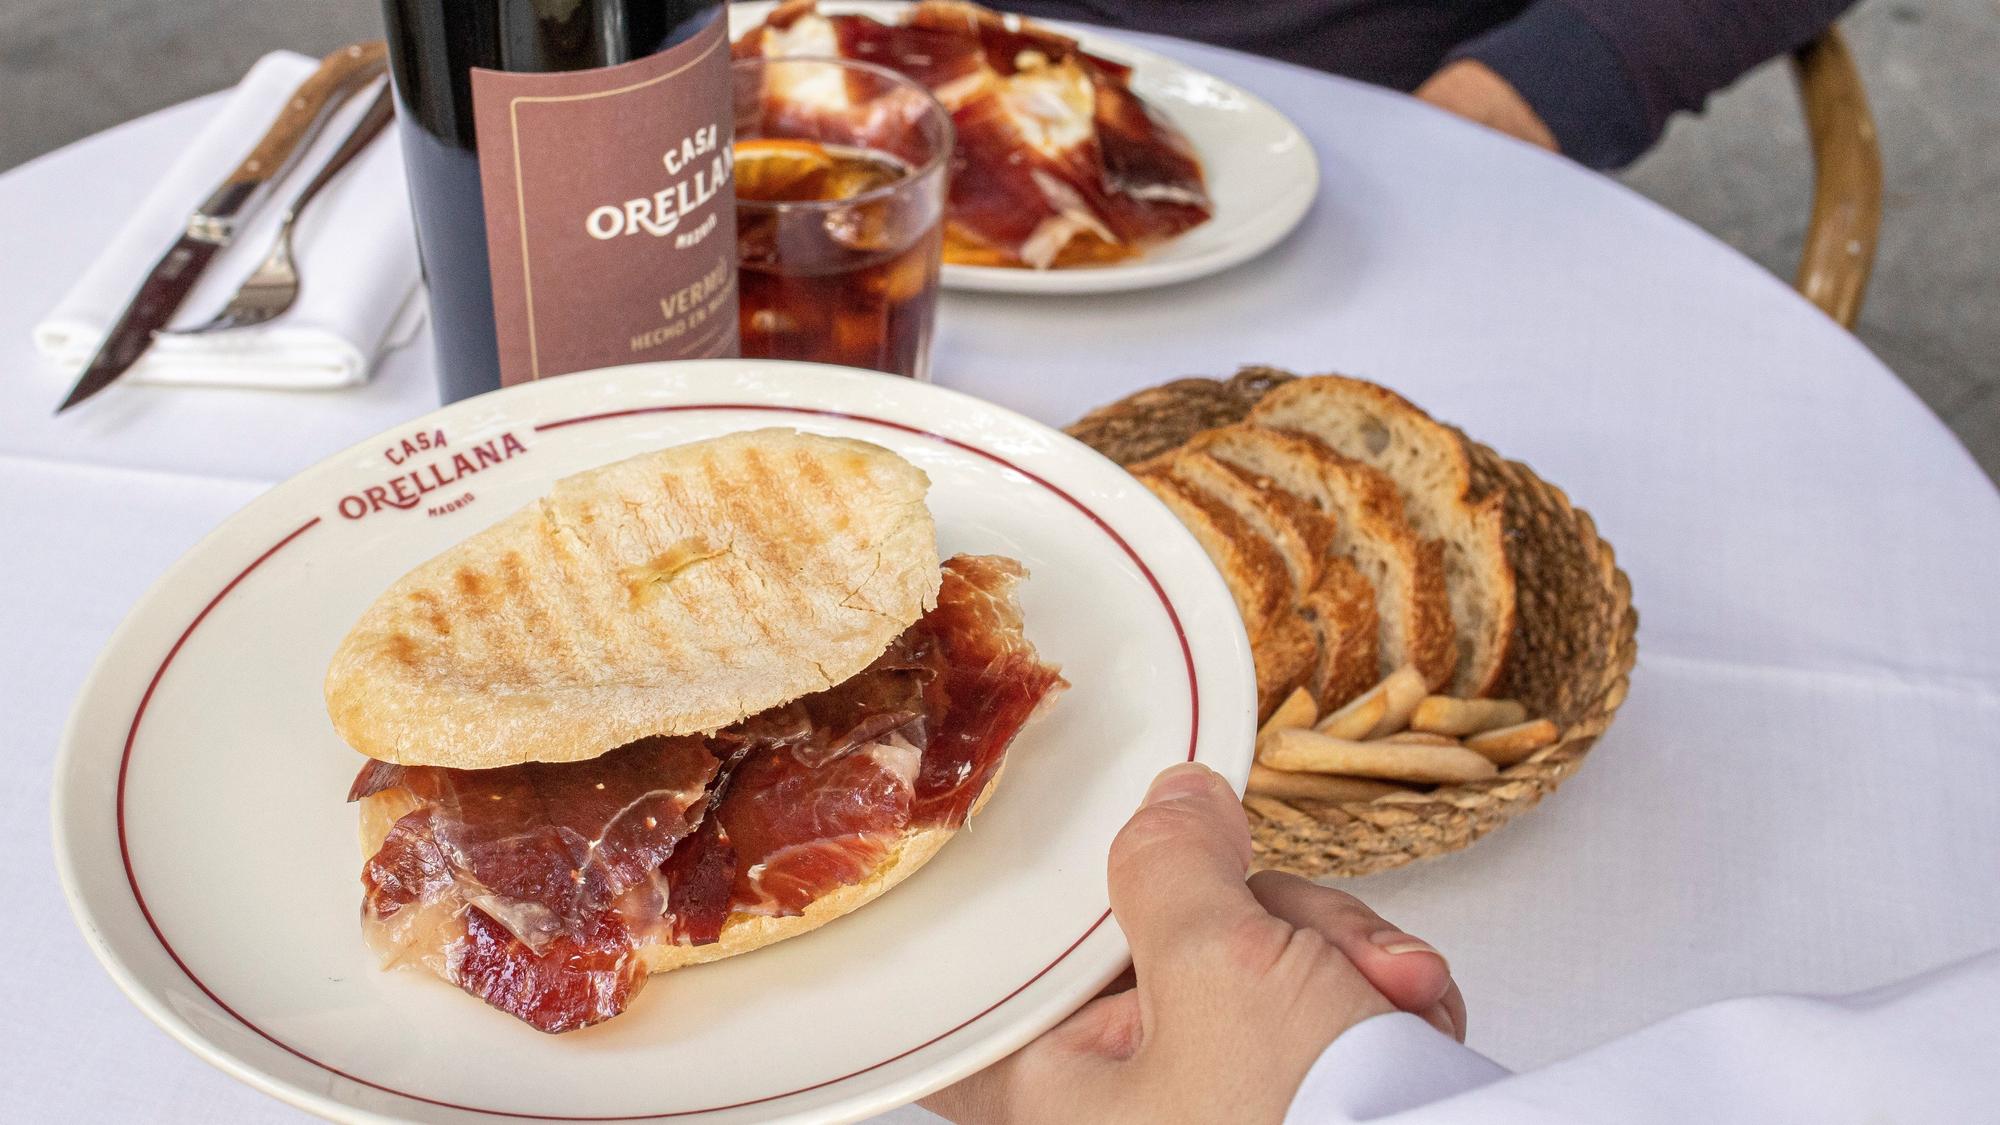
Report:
1421,1001,1461,1041
1144,763,1218,806
1370,930,1447,967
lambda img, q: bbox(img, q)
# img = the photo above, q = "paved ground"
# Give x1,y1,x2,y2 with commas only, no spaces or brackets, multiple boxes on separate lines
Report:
5,0,1995,481
1621,0,2000,484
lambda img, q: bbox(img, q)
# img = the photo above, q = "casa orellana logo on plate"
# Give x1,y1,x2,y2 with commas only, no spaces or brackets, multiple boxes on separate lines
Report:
334,427,530,521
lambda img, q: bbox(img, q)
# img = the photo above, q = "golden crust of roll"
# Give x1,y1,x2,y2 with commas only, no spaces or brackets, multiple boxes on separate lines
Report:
324,429,940,769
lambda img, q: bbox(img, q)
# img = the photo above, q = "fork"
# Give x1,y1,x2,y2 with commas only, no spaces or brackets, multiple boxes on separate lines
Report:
165,80,396,336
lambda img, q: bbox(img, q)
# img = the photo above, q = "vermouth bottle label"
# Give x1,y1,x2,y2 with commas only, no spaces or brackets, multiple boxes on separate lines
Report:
470,17,738,386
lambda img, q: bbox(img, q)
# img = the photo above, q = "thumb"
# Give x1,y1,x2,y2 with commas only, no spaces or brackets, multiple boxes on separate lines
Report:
1106,763,1262,976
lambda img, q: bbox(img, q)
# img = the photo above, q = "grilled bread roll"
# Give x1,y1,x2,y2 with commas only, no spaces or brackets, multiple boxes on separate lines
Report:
333,432,1064,1032
325,429,940,768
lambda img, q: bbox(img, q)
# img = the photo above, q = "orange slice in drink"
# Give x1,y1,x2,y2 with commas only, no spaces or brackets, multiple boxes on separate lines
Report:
736,138,909,203
734,138,843,203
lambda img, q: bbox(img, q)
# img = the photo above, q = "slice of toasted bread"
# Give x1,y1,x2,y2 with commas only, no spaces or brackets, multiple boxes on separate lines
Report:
1251,375,1515,697
1066,368,1296,466
1254,610,1320,720
1151,450,1328,594
1188,425,1456,691
1299,556,1380,708
1137,466,1312,716
1137,470,1290,643
1142,449,1332,719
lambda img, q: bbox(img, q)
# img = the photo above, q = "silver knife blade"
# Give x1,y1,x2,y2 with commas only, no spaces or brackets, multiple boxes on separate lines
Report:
54,41,388,413
55,236,225,412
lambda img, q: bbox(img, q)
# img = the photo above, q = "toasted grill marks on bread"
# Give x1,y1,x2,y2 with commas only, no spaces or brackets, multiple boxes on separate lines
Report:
1188,425,1456,692
325,429,940,769
1251,375,1515,697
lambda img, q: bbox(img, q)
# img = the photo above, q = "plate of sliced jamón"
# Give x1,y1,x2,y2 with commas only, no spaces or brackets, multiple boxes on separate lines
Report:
1068,367,1638,877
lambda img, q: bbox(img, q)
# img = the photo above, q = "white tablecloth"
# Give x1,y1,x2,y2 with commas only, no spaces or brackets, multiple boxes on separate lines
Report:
4,34,1997,1124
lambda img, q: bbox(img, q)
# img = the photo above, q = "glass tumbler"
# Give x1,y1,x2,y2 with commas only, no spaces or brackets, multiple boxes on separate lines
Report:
733,57,953,379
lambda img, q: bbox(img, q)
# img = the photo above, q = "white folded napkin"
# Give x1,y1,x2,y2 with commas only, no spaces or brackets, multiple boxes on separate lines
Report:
34,51,423,390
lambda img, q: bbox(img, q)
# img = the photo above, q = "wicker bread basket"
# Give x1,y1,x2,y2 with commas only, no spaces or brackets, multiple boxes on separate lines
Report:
1068,369,1638,878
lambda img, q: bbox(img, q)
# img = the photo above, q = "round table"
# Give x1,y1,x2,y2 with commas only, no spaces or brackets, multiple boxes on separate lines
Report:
5,34,1998,1125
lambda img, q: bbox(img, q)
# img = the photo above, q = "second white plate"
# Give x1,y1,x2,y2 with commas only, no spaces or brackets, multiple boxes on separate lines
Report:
729,1,1321,294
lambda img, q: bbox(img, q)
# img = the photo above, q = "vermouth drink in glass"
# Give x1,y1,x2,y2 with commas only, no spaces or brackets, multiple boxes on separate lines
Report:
733,58,951,380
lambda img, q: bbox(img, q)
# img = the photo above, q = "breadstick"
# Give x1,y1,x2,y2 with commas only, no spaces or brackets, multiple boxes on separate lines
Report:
1258,728,1497,784
1247,764,1406,803
1315,665,1424,740
1366,666,1428,738
1380,731,1462,747
1409,696,1527,737
1257,687,1318,738
1243,793,1314,825
1464,719,1560,766
1315,687,1387,741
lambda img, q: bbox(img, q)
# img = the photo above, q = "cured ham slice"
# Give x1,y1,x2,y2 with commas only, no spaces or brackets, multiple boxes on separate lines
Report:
737,0,1212,268
721,739,921,916
354,738,717,952
667,557,1061,925
353,555,1062,1032
354,737,717,1032
909,555,1066,825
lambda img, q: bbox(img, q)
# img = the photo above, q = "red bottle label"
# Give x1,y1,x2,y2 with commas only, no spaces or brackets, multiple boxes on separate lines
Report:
471,17,738,386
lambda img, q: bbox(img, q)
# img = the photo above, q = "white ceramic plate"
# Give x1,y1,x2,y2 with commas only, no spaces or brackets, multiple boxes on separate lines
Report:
52,361,1254,1124
729,1,1320,294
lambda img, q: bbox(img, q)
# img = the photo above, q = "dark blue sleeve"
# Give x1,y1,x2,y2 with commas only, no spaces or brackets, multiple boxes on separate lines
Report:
1450,0,1858,169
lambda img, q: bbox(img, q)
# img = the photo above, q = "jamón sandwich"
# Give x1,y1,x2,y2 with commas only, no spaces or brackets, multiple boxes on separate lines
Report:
325,429,1063,1032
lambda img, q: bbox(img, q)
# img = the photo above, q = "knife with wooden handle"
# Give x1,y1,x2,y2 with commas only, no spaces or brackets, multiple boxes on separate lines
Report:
55,41,389,413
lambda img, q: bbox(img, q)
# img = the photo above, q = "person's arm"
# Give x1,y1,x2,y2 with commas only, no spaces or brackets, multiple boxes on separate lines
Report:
926,762,2000,1124
1286,948,2000,1123
1430,0,1857,168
